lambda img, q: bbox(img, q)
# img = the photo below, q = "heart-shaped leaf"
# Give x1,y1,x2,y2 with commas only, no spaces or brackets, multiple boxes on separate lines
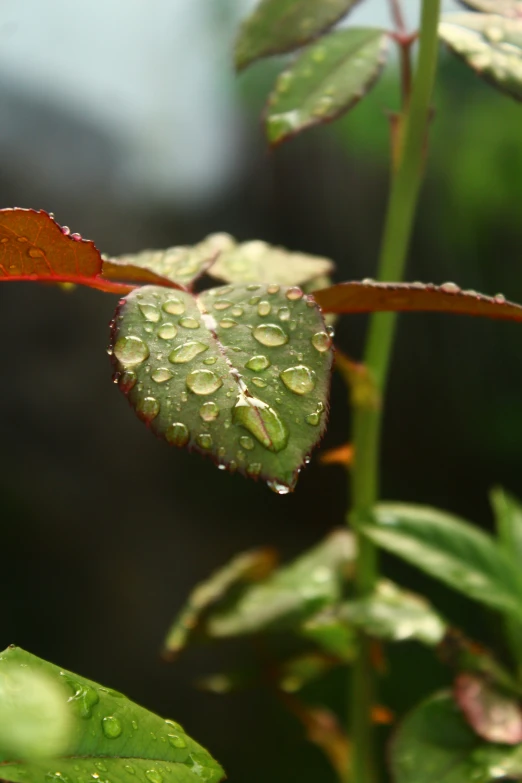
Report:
455,673,522,744
265,28,389,146
207,238,334,287
439,13,522,102
361,503,522,618
458,1,522,16
0,646,224,783
110,283,334,493
235,0,363,71
314,280,522,320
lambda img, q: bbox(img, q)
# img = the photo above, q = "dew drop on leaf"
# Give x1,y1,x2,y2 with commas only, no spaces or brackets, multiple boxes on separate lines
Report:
197,433,213,449
136,396,160,422
286,286,303,301
246,462,262,477
257,301,271,316
278,307,291,321
124,767,135,775
253,324,288,347
179,317,200,329
165,719,184,732
168,734,188,749
145,771,162,783
203,356,217,366
245,355,270,371
233,396,289,452
165,422,190,447
119,371,137,393
139,303,161,322
267,480,291,495
169,341,209,364
252,377,267,388
311,331,332,353
230,306,244,317
199,401,219,422
151,368,173,384
101,716,122,739
162,297,185,315
239,435,255,450
28,247,44,258
267,284,280,294
213,299,233,310
219,319,238,329
157,323,177,340
186,369,223,395
280,365,316,395
113,336,149,367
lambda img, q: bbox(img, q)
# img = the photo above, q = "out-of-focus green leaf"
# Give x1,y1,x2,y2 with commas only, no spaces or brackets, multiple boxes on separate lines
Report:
301,609,357,661
455,673,522,744
207,238,334,286
439,629,522,697
391,691,522,783
340,580,447,646
265,28,388,146
0,646,224,783
361,503,522,617
110,283,333,493
204,530,355,637
439,13,522,102
278,652,343,693
458,0,522,16
163,547,277,657
235,0,362,71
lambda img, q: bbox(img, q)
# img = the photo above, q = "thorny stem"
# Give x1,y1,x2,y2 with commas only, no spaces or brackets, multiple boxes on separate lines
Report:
348,2,442,782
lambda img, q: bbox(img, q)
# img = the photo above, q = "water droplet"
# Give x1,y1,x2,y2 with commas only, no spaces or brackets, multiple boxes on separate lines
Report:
101,716,122,739
131,721,138,730
326,325,335,338
168,734,188,749
306,402,324,426
239,435,255,450
28,247,44,258
267,284,280,295
440,281,460,294
151,368,173,384
157,323,177,340
124,766,135,775
179,317,200,329
17,236,28,243
186,369,223,395
246,462,262,477
245,355,270,371
277,307,291,321
197,433,213,449
213,299,233,310
219,319,237,329
203,356,217,365
280,365,316,395
236,449,245,462
249,296,261,305
165,719,184,732
61,676,99,718
233,397,289,452
494,293,506,303
94,764,107,773
257,301,271,316
61,226,71,236
145,771,163,783
231,306,243,317
253,324,288,347
113,336,149,366
267,480,291,495
136,396,160,422
162,297,185,315
312,331,332,352
199,401,219,422
119,371,137,394
166,422,189,447
286,286,303,301
169,341,209,364
252,377,267,388
139,303,161,323
247,284,260,291
0,237,7,243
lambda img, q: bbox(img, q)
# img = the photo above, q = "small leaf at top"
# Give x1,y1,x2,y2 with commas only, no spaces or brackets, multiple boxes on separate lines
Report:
110,283,334,493
439,13,522,102
454,673,522,745
458,1,522,16
361,503,522,618
265,28,389,146
314,279,522,321
0,646,224,783
207,238,334,287
235,0,363,71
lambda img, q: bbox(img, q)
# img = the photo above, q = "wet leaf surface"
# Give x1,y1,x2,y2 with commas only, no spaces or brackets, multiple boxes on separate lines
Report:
265,28,388,145
235,0,362,70
455,673,522,744
110,283,334,493
0,646,224,783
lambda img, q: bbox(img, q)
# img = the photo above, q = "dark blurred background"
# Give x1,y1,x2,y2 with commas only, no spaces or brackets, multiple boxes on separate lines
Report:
1,0,522,780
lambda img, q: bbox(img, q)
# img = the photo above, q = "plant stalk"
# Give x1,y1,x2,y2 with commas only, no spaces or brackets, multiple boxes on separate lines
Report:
348,2,441,781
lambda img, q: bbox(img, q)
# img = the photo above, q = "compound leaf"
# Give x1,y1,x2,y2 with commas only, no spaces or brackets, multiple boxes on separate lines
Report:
0,646,224,783
361,503,522,618
207,238,334,287
314,280,522,321
439,13,522,102
266,28,388,146
110,283,333,493
235,0,363,71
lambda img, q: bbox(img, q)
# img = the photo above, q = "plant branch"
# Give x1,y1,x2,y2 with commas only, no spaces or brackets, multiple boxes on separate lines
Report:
348,1,442,781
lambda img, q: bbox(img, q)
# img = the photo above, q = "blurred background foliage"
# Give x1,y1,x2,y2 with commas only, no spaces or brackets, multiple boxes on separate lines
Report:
1,1,522,781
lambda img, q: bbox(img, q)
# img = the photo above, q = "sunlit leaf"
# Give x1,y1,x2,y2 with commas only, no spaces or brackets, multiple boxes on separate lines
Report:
391,691,522,783
110,283,334,493
314,280,522,321
207,238,334,287
163,547,277,658
0,646,224,783
235,0,362,71
439,13,522,102
265,28,389,146
455,673,522,744
203,530,355,637
361,503,522,618
458,1,522,19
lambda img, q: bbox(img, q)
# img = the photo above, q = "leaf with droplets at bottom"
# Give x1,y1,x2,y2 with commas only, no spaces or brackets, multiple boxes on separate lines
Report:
207,238,334,287
265,28,389,146
454,673,522,744
439,14,522,102
235,0,363,71
0,646,224,783
110,283,334,492
314,279,522,322
163,547,278,658
458,1,522,18
391,691,522,783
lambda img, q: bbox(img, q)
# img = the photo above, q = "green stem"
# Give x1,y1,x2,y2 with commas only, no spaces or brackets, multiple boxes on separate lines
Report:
348,2,441,782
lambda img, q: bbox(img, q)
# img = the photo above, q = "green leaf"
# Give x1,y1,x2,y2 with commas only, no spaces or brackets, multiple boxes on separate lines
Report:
361,503,522,618
455,673,522,744
207,238,334,287
0,646,224,783
340,579,447,646
278,652,343,693
300,609,357,661
110,283,334,493
163,547,277,657
439,13,522,102
265,28,388,146
391,691,522,783
203,530,355,637
234,0,362,71
458,1,522,16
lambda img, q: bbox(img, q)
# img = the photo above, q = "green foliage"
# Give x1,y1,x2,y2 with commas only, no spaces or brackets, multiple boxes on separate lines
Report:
0,647,224,783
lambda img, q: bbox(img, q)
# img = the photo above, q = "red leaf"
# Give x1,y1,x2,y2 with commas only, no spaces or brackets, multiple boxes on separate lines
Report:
455,673,522,745
314,281,522,322
0,209,131,294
